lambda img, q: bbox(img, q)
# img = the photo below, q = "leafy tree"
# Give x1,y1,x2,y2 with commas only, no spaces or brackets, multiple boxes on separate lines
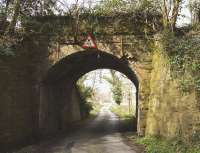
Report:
189,0,200,24
6,0,21,34
0,0,60,34
0,0,13,32
112,82,123,105
94,0,130,14
77,75,93,117
94,0,160,15
104,70,123,105
162,0,183,31
92,0,162,33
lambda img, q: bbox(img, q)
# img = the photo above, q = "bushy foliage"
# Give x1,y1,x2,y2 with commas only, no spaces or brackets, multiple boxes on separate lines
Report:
0,36,17,57
77,76,93,118
94,0,160,15
161,29,200,95
112,82,123,105
93,0,162,33
111,105,135,118
136,136,200,153
0,45,14,57
189,0,200,24
104,70,123,105
111,105,137,131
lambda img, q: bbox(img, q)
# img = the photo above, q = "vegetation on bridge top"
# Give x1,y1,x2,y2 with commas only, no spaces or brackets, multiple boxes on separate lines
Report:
0,0,200,149
1,0,200,101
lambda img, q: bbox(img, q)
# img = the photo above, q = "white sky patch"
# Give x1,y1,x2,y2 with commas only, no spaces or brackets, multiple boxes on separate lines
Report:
0,0,192,26
83,69,112,94
60,0,99,9
65,0,192,27
83,69,136,94
177,0,192,27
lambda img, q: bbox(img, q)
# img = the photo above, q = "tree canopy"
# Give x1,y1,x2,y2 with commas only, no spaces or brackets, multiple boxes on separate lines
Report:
0,0,194,34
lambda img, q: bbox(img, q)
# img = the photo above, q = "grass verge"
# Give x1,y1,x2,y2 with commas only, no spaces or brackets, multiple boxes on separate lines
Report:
123,133,200,153
90,102,102,116
136,136,200,153
111,105,137,131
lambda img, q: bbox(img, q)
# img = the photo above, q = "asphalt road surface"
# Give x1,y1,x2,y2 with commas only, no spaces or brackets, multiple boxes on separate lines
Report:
12,104,143,153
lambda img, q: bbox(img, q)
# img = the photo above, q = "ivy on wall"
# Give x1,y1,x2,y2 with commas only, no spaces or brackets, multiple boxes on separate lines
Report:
160,29,200,97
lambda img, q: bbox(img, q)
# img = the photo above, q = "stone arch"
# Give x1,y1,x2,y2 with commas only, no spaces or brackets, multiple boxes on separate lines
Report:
39,49,139,135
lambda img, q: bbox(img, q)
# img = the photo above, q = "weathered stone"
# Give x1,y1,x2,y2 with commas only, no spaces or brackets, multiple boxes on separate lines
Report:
1,16,199,152
145,48,200,141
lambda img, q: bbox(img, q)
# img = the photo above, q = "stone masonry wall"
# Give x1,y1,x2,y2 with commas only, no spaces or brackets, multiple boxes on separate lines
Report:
39,80,82,135
0,36,83,151
0,40,45,151
145,46,200,141
2,31,199,151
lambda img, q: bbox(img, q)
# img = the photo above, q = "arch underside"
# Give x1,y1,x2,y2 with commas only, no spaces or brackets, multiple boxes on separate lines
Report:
45,49,139,87
40,49,139,134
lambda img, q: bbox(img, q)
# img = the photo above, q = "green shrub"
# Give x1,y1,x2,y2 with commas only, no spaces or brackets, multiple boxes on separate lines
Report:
77,76,94,118
160,29,200,97
0,45,15,56
136,136,200,153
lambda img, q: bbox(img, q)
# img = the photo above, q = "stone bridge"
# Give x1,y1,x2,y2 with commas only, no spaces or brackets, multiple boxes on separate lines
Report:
40,34,152,135
28,15,155,138
1,15,199,151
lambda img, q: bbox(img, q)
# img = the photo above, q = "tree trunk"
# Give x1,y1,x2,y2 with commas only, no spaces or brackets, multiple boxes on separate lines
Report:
74,0,80,43
162,0,181,31
162,0,170,29
6,0,21,34
171,0,180,31
1,0,11,32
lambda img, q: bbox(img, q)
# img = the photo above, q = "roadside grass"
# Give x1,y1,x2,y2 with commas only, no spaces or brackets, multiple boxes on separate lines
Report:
111,105,200,153
111,105,137,131
135,136,200,153
124,133,200,153
90,102,102,117
111,104,135,118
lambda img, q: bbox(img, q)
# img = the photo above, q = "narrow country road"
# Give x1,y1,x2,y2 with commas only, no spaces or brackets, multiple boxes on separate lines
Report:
12,104,143,153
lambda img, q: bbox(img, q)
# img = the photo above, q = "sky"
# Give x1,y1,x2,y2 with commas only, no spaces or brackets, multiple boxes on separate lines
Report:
0,0,192,26
177,0,192,26
65,0,192,26
84,69,111,94
81,69,136,94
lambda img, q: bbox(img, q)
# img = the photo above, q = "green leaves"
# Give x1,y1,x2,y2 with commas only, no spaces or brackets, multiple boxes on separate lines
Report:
112,81,122,105
94,0,129,15
195,79,200,91
0,45,15,57
94,0,161,16
77,75,94,117
104,70,123,105
161,31,200,95
0,36,17,57
136,136,200,153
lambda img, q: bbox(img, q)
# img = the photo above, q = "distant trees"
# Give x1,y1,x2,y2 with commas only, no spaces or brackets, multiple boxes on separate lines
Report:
104,70,123,105
77,75,94,118
0,0,197,36
190,0,200,24
6,0,21,34
94,0,134,14
162,0,183,31
0,0,59,34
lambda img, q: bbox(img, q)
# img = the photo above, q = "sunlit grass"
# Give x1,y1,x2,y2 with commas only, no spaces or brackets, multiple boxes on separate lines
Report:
90,102,102,116
111,104,137,131
111,104,135,119
122,133,200,153
135,136,200,153
136,137,200,153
